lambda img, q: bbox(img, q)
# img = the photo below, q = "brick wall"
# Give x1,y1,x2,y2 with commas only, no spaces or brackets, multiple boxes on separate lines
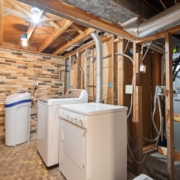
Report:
0,47,65,139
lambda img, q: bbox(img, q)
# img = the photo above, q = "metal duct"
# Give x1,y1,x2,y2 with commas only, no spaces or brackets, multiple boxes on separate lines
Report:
90,32,102,103
122,3,180,38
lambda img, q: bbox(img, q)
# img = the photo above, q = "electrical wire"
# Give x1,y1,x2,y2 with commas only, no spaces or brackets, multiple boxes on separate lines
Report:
116,53,134,64
159,0,166,9
142,41,152,61
143,0,160,12
143,86,163,143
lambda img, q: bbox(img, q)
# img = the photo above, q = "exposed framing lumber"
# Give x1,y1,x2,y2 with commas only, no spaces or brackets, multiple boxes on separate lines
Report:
165,33,174,180
27,10,44,40
53,28,95,55
39,19,73,52
158,146,180,162
6,0,62,31
64,36,112,58
75,52,81,88
71,24,85,35
132,45,143,173
0,0,3,46
17,0,136,40
117,39,125,106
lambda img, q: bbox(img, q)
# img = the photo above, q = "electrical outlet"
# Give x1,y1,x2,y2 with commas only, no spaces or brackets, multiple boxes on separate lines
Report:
125,85,133,94
156,86,166,96
140,64,146,73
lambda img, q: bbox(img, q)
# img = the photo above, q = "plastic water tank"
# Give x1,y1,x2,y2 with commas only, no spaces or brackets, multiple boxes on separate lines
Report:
5,92,31,146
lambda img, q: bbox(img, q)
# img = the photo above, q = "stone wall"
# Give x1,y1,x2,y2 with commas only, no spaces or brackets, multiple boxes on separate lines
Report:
0,47,65,139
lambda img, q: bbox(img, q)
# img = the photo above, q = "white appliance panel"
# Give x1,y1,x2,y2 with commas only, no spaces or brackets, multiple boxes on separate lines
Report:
37,89,88,167
59,103,127,180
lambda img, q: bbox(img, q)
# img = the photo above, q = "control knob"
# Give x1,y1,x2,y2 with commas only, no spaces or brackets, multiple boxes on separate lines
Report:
79,118,84,126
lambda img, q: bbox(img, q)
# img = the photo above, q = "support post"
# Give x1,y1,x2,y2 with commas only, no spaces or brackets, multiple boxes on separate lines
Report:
76,52,81,89
165,33,174,180
0,0,3,46
133,42,143,173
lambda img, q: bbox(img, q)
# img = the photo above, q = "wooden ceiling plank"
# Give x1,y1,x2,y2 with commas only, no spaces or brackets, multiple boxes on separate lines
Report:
16,0,136,40
71,24,85,35
53,28,95,55
0,0,3,46
39,19,73,52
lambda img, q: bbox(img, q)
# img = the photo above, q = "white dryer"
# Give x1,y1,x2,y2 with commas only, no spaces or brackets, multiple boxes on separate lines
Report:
37,89,88,167
59,103,128,180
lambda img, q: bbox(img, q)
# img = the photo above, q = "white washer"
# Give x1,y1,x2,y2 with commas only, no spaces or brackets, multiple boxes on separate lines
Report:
37,89,88,167
59,103,128,180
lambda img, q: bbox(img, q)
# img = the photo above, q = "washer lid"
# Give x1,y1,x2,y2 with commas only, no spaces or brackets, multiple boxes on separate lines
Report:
5,92,31,104
60,103,128,116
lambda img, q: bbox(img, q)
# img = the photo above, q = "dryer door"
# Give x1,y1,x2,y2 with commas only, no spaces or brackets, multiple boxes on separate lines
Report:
60,119,85,170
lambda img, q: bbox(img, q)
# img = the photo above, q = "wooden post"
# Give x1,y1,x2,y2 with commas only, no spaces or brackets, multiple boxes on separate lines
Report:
117,39,125,106
0,0,3,46
165,33,174,180
133,42,143,173
76,52,81,89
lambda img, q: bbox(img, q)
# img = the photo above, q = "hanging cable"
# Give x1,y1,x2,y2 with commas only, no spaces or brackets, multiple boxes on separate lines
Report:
116,53,134,64
159,0,166,9
142,42,152,61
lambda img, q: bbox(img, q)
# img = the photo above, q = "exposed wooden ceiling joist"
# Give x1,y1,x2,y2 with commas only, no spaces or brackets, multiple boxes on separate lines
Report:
39,19,73,52
53,28,95,55
17,0,137,40
0,0,3,46
27,10,43,40
71,24,85,35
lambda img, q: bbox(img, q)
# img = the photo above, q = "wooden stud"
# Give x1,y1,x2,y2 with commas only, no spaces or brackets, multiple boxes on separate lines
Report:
39,19,73,52
53,28,95,55
76,52,81,89
71,24,85,35
165,33,174,180
0,0,3,46
117,39,125,106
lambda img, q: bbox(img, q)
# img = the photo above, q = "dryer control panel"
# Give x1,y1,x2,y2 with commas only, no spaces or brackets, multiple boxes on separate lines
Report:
59,109,88,129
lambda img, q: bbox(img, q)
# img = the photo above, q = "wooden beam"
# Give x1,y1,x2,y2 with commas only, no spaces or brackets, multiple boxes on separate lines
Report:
71,24,85,35
53,28,95,55
27,11,44,41
17,0,136,40
158,146,180,162
39,19,73,52
75,52,81,88
0,0,3,46
165,33,174,180
64,36,112,58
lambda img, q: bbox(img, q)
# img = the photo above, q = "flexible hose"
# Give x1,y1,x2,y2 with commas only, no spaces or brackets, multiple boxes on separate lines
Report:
143,86,163,143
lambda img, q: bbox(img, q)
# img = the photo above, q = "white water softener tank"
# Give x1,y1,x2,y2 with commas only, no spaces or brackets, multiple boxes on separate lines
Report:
5,92,31,146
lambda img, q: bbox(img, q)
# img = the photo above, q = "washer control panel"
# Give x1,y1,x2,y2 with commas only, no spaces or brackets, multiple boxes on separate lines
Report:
59,109,88,128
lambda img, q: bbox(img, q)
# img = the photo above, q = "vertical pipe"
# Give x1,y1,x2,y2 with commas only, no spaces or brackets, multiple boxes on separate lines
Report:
91,32,102,103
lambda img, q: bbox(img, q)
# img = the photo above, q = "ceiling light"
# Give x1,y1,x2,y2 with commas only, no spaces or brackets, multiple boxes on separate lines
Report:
21,41,28,47
31,7,41,24
21,34,28,47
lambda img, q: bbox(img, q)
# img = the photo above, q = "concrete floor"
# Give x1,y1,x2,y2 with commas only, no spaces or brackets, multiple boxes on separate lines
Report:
0,132,137,180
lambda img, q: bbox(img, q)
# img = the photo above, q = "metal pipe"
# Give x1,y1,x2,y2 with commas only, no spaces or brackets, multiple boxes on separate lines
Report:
122,3,180,38
91,32,102,103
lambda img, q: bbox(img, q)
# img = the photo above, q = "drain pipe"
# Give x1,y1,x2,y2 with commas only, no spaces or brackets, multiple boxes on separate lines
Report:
91,32,102,103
